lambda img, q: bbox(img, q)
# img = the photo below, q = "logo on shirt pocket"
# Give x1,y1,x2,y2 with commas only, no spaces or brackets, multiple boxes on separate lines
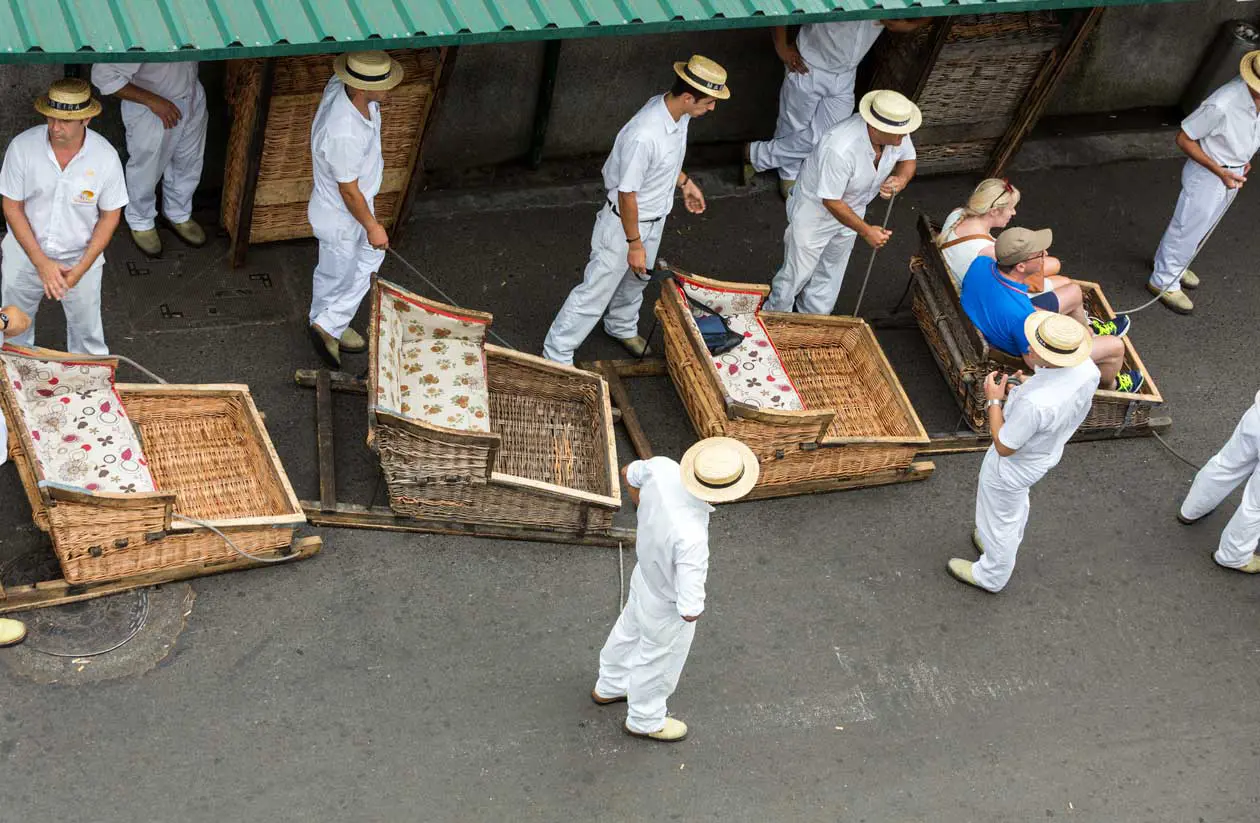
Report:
73,189,97,206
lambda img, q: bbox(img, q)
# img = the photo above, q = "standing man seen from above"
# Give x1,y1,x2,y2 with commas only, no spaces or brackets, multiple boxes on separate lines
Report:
1178,390,1260,573
308,50,403,368
766,89,919,316
543,55,727,366
1148,49,1260,315
0,79,127,355
948,312,1099,594
592,437,759,742
744,18,927,198
91,60,207,257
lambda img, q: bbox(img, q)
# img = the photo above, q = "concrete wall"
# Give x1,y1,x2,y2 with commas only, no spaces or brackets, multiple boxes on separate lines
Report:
0,2,1247,187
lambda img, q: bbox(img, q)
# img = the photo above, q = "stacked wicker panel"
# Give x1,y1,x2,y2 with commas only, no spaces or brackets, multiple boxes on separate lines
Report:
222,49,442,244
869,13,1064,174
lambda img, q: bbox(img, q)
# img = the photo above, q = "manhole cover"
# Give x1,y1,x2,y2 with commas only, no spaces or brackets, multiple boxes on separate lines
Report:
107,217,300,333
0,547,194,684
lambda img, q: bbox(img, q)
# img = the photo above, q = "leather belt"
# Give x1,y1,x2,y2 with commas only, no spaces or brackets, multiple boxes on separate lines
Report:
607,198,664,224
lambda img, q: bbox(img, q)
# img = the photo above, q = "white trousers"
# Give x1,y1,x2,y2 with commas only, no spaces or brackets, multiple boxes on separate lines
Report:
1,237,107,355
595,583,696,734
1150,159,1237,292
766,193,860,315
1180,399,1260,568
542,204,665,365
308,207,386,339
969,449,1032,592
120,83,208,231
749,66,856,182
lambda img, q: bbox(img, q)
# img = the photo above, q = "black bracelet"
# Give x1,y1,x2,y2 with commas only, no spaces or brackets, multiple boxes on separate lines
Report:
677,174,689,188
626,235,641,244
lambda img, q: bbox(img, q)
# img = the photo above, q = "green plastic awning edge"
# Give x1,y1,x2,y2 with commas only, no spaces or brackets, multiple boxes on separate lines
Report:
0,0,1188,64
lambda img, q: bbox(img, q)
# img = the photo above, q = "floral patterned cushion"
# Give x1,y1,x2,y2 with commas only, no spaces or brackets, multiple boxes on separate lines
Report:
673,279,805,412
374,284,492,433
1,353,156,494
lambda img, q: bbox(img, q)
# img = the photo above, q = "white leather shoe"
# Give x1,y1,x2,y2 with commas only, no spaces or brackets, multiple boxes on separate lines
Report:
625,717,688,742
0,618,27,647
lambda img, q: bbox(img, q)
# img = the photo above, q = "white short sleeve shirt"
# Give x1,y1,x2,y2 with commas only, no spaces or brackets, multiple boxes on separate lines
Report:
0,126,127,262
796,21,886,76
796,113,916,209
1181,76,1260,168
602,95,690,221
995,359,1100,487
624,456,713,618
91,61,200,101
309,76,384,216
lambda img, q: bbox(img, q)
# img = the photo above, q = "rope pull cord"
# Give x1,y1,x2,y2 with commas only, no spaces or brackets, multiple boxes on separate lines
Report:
385,247,519,351
1113,185,1239,315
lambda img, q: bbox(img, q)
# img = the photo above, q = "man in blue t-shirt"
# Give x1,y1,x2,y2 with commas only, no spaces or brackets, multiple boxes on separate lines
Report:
959,227,1142,393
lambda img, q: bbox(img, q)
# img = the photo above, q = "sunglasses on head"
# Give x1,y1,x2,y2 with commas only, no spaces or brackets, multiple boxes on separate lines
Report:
987,178,1015,211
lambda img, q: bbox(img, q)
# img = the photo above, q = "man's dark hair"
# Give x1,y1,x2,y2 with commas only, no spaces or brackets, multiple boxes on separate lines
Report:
669,77,713,103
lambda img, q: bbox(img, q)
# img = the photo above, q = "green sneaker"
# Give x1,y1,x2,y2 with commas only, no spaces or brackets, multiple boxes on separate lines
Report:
1113,370,1145,394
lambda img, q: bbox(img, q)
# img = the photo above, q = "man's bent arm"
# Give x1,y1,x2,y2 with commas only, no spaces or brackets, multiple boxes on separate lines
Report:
67,209,122,288
2,198,52,269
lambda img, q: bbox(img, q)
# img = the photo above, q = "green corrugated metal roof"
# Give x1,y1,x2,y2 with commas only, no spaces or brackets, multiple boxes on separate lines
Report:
0,0,1185,63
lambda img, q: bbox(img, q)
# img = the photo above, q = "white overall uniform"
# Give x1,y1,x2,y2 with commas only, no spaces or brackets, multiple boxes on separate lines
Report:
0,127,127,355
969,360,1099,592
543,96,688,365
767,114,914,315
1151,77,1260,293
307,76,386,339
595,457,711,734
749,22,885,182
90,62,206,232
1180,391,1260,569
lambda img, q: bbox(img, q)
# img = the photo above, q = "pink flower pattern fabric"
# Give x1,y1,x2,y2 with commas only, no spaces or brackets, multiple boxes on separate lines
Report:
673,278,805,412
1,353,156,494
374,284,492,433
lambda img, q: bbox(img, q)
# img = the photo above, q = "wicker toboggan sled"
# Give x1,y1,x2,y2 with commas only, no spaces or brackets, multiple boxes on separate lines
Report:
909,214,1164,433
0,346,313,599
654,268,932,500
367,279,621,538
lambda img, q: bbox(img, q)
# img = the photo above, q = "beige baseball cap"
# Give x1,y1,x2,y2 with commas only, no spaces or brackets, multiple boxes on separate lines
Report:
995,227,1053,267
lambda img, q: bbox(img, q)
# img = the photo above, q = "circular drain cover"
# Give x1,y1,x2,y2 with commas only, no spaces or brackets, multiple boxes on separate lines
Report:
0,547,194,684
0,549,148,657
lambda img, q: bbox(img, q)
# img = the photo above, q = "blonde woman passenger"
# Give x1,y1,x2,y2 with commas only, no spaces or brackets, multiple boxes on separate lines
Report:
938,178,1062,291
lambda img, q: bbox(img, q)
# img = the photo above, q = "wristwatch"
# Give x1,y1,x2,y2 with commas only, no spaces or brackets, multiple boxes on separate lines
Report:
0,312,9,333
985,398,1003,409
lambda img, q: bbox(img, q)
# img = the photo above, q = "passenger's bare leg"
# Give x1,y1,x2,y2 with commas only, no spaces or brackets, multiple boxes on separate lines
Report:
1090,334,1125,389
1052,282,1087,326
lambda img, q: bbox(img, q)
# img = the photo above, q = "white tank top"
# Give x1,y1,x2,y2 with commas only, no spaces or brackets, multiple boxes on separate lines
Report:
938,208,993,289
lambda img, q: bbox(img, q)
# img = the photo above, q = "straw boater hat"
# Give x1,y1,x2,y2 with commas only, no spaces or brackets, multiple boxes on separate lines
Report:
1240,50,1260,93
1023,311,1092,368
672,55,731,100
679,437,759,503
858,89,922,135
334,50,405,91
34,78,101,121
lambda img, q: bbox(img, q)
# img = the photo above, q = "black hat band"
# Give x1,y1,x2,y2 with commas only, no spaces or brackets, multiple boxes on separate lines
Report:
870,107,911,128
698,466,744,489
684,66,724,93
346,65,393,83
1035,329,1079,356
47,98,91,112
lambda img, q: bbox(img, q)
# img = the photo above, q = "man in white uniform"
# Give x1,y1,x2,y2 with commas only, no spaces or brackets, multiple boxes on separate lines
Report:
91,61,207,257
1148,50,1260,315
543,56,728,366
766,89,919,316
948,312,1099,593
1178,391,1260,573
307,51,403,368
0,79,127,355
744,19,927,197
592,437,759,742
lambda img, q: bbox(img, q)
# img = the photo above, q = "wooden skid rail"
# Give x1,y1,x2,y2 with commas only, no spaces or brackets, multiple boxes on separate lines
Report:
920,416,1172,456
740,461,935,502
0,536,321,615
